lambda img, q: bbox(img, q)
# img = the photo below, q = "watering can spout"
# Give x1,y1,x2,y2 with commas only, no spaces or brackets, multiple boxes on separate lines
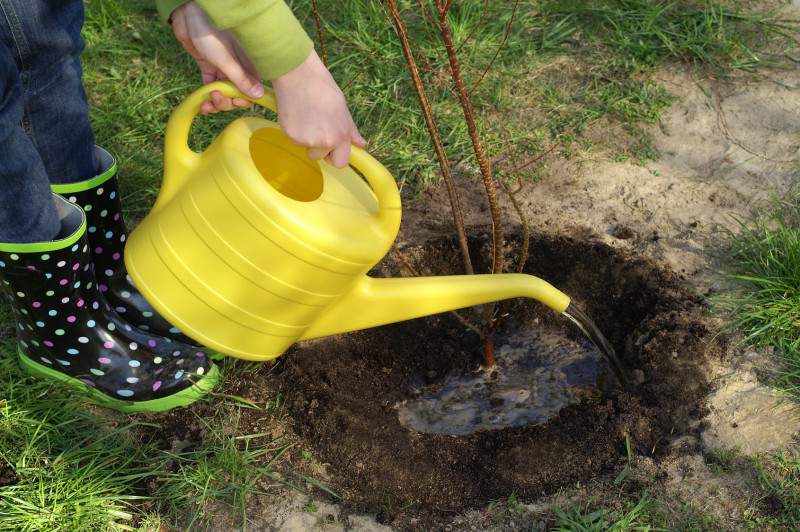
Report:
300,274,571,341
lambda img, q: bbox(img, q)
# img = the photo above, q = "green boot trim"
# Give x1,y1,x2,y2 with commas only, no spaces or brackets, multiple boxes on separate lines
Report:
18,350,221,413
50,146,117,194
0,198,85,253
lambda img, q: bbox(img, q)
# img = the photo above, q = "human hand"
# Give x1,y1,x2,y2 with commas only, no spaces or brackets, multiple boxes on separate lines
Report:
272,50,366,168
170,1,264,115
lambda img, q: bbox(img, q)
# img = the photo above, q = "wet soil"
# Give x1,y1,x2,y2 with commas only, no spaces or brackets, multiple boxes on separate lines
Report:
279,228,725,526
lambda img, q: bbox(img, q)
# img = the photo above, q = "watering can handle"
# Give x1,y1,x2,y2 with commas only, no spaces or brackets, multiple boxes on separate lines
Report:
160,81,401,224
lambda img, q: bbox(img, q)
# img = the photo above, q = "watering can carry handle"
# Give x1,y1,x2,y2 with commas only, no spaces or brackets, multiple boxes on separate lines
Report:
161,81,401,221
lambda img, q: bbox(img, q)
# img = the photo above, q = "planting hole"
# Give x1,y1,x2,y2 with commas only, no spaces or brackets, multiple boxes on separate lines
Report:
282,227,722,512
144,226,726,524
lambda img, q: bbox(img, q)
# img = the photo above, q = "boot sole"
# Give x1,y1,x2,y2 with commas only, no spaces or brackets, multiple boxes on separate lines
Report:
18,351,221,413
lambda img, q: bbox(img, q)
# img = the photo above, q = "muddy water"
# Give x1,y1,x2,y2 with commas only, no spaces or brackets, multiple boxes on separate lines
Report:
394,323,617,435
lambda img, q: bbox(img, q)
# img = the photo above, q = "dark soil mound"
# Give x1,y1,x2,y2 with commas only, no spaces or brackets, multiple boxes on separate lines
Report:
281,226,724,521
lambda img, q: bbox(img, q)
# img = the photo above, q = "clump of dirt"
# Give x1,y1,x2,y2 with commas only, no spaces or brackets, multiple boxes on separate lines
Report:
0,467,15,487
277,226,726,526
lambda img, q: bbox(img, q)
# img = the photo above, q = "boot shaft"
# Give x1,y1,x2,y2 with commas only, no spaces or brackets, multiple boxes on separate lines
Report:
51,146,193,341
51,146,126,278
0,194,218,411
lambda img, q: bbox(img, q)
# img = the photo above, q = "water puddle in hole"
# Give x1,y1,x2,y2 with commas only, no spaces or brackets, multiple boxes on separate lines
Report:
395,323,618,435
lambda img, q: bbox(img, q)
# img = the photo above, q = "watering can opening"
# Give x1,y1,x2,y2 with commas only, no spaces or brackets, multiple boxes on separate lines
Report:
250,127,323,202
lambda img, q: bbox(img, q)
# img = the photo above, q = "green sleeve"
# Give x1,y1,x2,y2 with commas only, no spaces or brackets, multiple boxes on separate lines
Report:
156,0,186,23
154,0,314,81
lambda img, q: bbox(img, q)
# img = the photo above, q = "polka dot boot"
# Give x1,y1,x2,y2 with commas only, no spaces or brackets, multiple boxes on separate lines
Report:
0,194,220,413
51,146,197,344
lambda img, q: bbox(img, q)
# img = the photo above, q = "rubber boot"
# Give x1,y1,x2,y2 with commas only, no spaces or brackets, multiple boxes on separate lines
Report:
0,194,220,413
52,146,193,342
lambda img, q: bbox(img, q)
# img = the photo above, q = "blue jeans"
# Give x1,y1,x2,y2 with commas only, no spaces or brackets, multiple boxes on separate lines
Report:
0,0,98,243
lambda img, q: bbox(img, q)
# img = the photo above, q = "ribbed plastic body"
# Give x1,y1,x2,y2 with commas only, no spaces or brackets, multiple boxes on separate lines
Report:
126,119,402,359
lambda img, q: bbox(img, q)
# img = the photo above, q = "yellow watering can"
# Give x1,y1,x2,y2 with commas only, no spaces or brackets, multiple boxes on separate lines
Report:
124,81,571,362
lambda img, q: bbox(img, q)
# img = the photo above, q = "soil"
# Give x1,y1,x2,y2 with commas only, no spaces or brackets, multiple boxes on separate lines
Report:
138,2,800,530
281,230,722,521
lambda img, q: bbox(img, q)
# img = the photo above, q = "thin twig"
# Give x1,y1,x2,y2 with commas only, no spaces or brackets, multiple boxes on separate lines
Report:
324,22,448,76
387,0,458,98
391,243,420,277
387,0,474,276
470,0,520,97
311,0,327,67
439,7,503,276
438,4,505,364
514,137,567,173
498,123,530,274
341,31,378,91
456,0,490,55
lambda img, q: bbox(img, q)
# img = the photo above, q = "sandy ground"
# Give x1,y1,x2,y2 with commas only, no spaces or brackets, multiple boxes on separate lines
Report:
205,4,800,530
536,63,800,455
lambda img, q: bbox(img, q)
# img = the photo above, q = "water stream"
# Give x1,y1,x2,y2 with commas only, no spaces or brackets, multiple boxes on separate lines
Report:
562,302,628,385
395,303,627,435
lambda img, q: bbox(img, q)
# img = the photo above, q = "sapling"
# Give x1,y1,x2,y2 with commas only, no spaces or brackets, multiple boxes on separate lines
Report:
382,0,528,368
312,0,534,368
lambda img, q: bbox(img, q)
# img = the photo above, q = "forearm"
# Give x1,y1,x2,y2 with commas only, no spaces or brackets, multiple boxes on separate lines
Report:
159,0,363,168
156,0,313,80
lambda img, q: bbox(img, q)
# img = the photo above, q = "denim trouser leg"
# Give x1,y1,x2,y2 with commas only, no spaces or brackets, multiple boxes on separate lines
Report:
0,43,59,243
0,0,98,243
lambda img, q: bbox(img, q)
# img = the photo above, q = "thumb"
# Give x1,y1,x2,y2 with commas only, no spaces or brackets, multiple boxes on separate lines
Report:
209,46,264,98
351,126,367,148
230,71,264,99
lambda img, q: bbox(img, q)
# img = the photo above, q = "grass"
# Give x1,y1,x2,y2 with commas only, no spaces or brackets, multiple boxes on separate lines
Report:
0,342,155,530
707,194,800,402
1,0,799,530
310,0,797,184
540,0,798,74
702,195,800,527
550,492,663,531
708,447,740,475
0,331,320,531
152,407,297,530
754,449,800,525
486,490,523,517
81,0,800,217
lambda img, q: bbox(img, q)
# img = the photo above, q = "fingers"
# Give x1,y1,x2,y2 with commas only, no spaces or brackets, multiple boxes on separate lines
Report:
200,91,255,115
306,143,351,169
193,31,262,93
195,40,263,114
324,143,353,169
306,146,330,163
303,124,365,169
171,2,264,114
174,12,367,165
351,127,367,148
